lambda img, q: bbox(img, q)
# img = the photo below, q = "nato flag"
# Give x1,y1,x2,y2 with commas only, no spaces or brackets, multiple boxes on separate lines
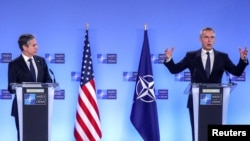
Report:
130,28,160,141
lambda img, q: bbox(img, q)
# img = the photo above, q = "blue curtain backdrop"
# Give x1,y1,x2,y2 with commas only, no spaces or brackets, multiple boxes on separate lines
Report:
1,0,250,141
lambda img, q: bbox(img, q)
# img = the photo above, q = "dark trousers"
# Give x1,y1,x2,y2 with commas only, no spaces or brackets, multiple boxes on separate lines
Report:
12,96,20,141
188,95,195,141
14,115,20,141
189,106,195,141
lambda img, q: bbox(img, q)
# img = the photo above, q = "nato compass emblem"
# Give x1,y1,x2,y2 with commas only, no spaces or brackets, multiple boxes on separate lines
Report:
135,75,156,103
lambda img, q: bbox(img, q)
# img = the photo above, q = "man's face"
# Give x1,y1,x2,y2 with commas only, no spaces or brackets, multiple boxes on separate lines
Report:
23,38,38,57
200,30,215,51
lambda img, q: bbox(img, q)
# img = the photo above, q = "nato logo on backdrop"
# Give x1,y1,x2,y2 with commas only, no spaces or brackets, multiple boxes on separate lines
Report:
152,54,165,64
156,89,168,99
175,72,191,81
0,53,12,63
54,90,65,99
45,53,65,64
71,72,81,81
123,72,138,81
97,89,117,99
97,53,117,64
0,90,12,99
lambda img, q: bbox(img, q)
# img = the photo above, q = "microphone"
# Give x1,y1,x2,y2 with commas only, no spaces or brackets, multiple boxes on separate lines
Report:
225,71,232,84
192,68,197,83
49,69,56,83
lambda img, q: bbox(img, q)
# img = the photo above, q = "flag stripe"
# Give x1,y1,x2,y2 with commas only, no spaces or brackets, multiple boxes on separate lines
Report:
80,81,102,135
82,80,100,119
75,111,92,140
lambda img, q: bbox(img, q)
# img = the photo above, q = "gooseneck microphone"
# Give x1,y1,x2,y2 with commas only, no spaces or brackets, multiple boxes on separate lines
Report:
49,69,56,83
192,68,197,83
225,71,232,84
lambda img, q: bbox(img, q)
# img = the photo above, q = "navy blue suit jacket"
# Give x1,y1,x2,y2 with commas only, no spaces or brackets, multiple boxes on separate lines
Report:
164,48,248,141
8,55,52,119
164,48,248,107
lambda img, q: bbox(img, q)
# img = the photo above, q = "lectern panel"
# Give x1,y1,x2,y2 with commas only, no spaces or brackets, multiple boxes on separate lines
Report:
23,87,48,141
198,86,223,141
191,83,235,141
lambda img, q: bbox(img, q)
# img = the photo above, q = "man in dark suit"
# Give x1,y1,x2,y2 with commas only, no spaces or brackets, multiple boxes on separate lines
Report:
8,33,52,141
163,27,248,141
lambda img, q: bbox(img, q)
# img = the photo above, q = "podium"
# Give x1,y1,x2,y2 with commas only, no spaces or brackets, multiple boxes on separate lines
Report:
11,82,58,141
188,83,236,141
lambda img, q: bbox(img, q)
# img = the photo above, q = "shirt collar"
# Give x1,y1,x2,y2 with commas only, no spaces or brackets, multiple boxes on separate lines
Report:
201,48,214,54
22,53,34,62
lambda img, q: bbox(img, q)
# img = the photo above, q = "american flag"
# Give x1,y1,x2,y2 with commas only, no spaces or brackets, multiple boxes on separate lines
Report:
74,28,102,141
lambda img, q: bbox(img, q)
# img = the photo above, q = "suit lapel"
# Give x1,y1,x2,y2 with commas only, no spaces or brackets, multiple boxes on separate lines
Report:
17,55,35,82
195,49,205,73
19,55,30,72
210,50,218,76
194,49,212,80
33,56,41,81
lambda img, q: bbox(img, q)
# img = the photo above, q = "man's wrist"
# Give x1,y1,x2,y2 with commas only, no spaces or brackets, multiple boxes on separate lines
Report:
165,57,172,63
241,57,248,63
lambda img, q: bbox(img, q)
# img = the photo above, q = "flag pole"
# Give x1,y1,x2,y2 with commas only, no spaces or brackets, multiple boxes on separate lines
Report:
130,23,160,141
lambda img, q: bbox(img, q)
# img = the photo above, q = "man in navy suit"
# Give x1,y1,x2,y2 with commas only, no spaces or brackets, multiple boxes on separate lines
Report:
163,27,248,141
8,33,52,141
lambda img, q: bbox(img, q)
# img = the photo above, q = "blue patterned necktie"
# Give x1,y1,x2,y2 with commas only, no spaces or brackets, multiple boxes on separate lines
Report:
205,52,211,78
28,58,36,81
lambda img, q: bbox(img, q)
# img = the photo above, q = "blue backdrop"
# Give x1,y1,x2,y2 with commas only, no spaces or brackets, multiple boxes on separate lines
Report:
1,0,250,141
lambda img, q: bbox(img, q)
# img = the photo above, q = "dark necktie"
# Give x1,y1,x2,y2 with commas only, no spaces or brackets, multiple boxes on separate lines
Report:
28,58,36,81
205,52,211,78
